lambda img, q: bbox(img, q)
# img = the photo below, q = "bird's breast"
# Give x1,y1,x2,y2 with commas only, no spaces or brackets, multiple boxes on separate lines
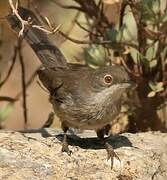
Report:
51,95,121,130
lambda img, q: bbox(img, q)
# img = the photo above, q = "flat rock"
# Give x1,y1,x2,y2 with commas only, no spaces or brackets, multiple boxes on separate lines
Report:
0,129,166,180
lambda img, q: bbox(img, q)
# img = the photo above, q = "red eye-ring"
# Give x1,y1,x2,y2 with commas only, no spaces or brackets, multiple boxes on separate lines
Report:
104,74,113,84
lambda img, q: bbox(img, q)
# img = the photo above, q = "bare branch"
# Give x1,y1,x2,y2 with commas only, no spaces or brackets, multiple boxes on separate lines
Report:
0,96,16,102
18,40,28,129
0,45,17,88
8,0,60,36
59,31,138,49
9,0,28,36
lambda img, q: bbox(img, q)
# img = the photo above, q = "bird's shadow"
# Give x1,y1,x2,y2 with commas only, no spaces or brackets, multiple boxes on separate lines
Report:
57,134,132,150
19,128,132,150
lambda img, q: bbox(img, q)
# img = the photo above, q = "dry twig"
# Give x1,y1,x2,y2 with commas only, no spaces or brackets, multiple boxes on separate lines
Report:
17,40,28,128
0,96,16,102
59,31,138,49
8,0,61,36
0,45,17,88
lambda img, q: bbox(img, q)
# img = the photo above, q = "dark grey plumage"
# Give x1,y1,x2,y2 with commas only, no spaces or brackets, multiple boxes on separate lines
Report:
38,65,131,130
7,6,133,167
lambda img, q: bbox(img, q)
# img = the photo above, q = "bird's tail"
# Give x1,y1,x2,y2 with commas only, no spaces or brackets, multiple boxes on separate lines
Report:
6,6,67,69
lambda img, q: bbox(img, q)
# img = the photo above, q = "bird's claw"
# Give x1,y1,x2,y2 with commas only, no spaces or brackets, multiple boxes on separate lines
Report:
105,142,121,169
62,134,72,156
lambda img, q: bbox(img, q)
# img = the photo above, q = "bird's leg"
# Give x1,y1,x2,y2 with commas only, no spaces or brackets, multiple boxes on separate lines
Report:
61,122,72,155
96,125,120,169
105,142,120,169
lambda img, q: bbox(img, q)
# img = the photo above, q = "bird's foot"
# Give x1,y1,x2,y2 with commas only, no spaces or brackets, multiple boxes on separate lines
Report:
105,142,120,169
61,134,72,156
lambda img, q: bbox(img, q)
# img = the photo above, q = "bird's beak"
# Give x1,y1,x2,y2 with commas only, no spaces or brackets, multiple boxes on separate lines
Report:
122,80,136,89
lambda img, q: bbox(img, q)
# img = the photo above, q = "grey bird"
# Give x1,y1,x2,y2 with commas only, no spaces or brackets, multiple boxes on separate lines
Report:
7,7,133,168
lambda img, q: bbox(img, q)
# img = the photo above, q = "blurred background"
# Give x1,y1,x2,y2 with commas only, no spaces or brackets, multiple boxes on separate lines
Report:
0,0,88,129
0,0,167,134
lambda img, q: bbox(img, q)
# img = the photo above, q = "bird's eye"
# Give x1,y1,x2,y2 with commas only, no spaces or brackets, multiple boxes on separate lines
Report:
104,74,113,85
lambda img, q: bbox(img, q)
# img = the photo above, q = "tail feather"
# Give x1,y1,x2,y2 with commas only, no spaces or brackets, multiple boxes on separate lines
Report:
6,7,67,69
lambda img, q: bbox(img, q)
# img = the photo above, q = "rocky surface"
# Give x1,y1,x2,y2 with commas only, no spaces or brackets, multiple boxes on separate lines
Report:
0,129,166,180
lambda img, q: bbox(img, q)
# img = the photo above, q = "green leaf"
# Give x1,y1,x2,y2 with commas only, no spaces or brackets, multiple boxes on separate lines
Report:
156,87,164,92
149,60,157,68
156,82,164,92
145,46,155,61
129,47,147,65
106,25,126,44
148,81,164,92
84,45,106,67
105,28,119,43
116,25,125,42
152,0,160,14
149,81,157,91
140,0,157,23
145,41,158,68
122,5,138,43
161,11,167,22
129,47,140,64
160,46,167,60
148,91,156,97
